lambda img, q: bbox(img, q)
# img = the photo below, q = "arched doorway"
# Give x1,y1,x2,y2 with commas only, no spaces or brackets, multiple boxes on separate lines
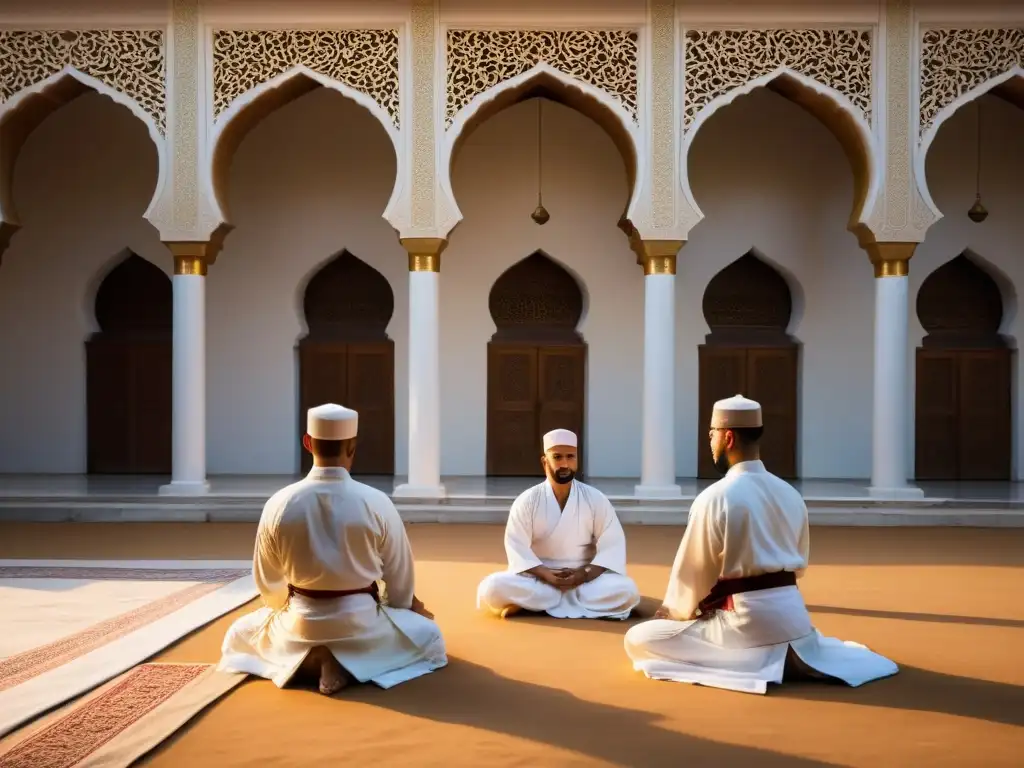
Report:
698,252,799,478
86,252,172,473
297,251,395,475
915,254,1012,481
487,251,586,477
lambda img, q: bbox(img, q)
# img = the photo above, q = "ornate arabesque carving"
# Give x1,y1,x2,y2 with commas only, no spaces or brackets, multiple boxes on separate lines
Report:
0,30,166,133
489,252,584,343
683,29,873,128
212,30,401,126
303,251,395,341
919,28,1024,138
703,253,794,344
445,29,638,127
917,254,1005,347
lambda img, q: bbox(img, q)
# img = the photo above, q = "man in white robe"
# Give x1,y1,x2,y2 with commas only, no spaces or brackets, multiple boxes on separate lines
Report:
477,428,641,620
624,395,899,694
218,403,447,695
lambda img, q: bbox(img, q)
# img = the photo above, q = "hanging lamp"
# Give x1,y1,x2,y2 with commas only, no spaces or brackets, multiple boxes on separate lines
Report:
967,99,988,223
531,98,550,225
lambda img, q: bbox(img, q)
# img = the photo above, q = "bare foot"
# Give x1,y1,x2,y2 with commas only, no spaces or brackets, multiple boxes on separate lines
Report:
306,646,350,696
499,605,522,619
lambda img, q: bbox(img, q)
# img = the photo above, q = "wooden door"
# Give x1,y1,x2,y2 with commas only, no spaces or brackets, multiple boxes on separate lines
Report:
697,345,798,478
915,348,1012,481
487,343,586,476
298,341,395,475
914,350,959,480
86,337,171,474
747,347,798,479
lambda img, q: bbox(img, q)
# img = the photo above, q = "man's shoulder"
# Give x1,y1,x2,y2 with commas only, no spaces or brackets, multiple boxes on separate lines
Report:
574,480,612,506
512,482,547,507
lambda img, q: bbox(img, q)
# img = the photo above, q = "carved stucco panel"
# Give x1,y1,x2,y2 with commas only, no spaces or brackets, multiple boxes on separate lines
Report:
919,27,1024,138
212,29,401,127
683,28,873,128
445,29,639,127
0,29,166,133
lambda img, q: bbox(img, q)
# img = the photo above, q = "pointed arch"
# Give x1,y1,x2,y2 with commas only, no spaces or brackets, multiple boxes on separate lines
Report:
93,251,173,335
917,69,1024,218
440,64,641,238
85,248,172,474
208,68,402,231
300,249,395,341
914,250,1014,481
296,249,395,475
683,68,878,237
917,251,1012,348
698,249,801,479
0,69,165,242
489,250,586,343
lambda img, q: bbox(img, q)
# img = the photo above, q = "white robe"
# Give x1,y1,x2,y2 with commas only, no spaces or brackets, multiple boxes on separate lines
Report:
217,467,447,688
624,460,898,694
477,480,641,619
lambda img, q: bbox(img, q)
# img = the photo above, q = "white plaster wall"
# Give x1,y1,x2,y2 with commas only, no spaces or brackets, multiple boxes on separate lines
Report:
0,93,164,473
681,88,874,479
442,99,639,478
915,93,1024,481
206,88,406,475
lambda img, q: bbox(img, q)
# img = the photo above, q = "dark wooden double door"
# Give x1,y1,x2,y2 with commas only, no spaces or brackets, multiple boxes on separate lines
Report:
487,343,586,477
698,344,799,478
86,336,172,474
298,340,395,475
915,348,1012,481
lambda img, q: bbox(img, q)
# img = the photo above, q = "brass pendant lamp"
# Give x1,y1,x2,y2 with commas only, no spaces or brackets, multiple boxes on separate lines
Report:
531,98,550,225
967,99,988,223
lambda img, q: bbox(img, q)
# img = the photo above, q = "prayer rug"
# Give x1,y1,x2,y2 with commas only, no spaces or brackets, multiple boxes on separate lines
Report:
0,560,255,737
0,662,246,767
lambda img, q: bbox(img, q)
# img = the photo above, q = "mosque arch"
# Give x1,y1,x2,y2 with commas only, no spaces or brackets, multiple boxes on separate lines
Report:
297,250,396,475
209,69,402,234
683,69,878,238
85,251,172,474
440,66,640,239
914,252,1014,481
0,70,164,263
697,251,800,479
917,68,1024,218
486,251,588,477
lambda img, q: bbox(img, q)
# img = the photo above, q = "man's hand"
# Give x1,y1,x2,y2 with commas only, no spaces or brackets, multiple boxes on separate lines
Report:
410,595,434,620
653,605,672,620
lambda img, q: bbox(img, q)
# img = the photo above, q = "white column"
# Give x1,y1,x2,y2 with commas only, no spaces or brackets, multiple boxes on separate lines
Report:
394,240,446,498
869,249,923,498
160,250,209,495
635,244,682,498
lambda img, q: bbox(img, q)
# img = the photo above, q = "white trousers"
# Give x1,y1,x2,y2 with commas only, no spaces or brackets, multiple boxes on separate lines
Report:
477,570,641,620
623,586,899,694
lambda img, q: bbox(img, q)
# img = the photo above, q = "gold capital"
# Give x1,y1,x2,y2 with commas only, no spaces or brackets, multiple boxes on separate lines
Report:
400,237,448,273
630,237,684,276
165,241,214,276
862,241,917,278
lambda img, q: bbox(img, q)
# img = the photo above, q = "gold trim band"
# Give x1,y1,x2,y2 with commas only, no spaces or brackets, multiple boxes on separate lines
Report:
174,256,207,276
642,256,676,275
874,259,909,278
862,240,916,279
629,238,684,276
400,237,447,273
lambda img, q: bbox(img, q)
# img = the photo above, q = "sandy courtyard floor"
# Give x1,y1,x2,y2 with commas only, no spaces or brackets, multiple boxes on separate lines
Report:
1,523,1022,767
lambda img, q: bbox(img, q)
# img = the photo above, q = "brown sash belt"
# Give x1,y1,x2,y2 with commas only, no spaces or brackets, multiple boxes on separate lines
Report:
697,570,797,618
288,582,379,602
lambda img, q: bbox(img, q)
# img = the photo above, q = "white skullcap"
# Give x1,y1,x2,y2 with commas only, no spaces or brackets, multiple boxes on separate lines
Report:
307,403,358,440
543,428,578,451
710,394,762,429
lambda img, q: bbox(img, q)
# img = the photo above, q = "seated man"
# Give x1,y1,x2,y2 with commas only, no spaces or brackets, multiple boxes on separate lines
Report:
477,428,641,620
624,395,899,694
218,403,447,695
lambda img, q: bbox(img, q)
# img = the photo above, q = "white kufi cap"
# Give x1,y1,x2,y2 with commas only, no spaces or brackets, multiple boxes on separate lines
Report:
543,428,578,451
307,403,358,440
710,394,762,429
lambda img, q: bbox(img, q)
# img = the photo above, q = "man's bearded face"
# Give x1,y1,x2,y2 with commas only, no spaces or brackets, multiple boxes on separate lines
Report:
543,447,578,485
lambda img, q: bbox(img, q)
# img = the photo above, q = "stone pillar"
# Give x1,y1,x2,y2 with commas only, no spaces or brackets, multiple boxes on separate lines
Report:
159,243,212,495
394,238,447,499
634,240,683,498
865,242,923,498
